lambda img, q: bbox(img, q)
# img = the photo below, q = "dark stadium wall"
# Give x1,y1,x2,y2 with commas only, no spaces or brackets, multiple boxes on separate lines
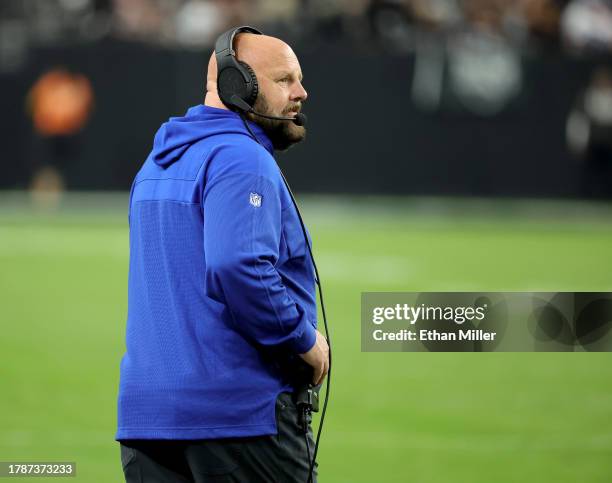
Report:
2,39,610,198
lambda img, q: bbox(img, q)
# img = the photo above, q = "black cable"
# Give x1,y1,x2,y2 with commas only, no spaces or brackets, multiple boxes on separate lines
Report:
280,168,330,483
304,429,312,474
240,114,331,483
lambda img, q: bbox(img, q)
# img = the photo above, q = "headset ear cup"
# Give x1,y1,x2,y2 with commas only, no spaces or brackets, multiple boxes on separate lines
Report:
238,61,259,106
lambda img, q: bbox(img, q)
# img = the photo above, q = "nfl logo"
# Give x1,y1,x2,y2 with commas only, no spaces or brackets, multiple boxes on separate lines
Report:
249,192,262,208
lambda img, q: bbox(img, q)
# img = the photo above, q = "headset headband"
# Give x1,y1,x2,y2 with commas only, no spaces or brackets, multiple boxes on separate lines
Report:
214,26,261,64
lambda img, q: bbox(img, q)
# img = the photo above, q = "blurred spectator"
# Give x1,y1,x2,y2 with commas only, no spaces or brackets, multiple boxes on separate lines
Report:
462,0,562,49
27,69,94,203
0,1,29,73
447,29,522,115
567,67,612,159
28,69,94,137
567,67,612,196
174,0,226,48
112,0,166,42
367,1,418,52
409,0,463,29
409,0,523,114
29,166,66,209
516,0,562,43
561,0,612,53
22,0,112,43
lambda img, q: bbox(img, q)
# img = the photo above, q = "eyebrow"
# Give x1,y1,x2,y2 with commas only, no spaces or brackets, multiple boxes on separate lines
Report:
275,71,303,82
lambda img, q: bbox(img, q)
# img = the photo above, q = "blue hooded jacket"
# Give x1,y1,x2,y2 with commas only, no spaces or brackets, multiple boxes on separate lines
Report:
116,104,317,440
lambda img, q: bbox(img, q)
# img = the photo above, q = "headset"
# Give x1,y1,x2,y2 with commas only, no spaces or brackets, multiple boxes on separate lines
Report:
215,26,331,483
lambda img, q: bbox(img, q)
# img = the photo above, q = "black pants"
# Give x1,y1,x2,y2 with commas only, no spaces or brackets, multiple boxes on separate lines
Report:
119,392,317,483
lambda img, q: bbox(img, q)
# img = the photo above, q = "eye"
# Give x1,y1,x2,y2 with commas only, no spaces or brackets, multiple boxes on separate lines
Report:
277,76,290,84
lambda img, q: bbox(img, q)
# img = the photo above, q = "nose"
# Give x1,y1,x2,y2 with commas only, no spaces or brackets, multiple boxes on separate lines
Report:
291,80,307,102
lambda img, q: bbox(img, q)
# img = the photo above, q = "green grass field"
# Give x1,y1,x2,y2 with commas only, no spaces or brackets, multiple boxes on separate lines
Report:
1,192,612,482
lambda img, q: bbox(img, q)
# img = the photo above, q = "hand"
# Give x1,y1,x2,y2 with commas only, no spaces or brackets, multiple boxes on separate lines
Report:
298,330,329,386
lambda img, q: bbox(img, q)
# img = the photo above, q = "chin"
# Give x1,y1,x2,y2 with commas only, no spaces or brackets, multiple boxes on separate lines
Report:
273,124,306,152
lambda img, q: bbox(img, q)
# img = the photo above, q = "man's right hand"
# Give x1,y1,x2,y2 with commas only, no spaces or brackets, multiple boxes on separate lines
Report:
299,330,329,386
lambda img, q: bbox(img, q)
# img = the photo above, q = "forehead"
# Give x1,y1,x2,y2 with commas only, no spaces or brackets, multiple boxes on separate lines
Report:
258,44,303,79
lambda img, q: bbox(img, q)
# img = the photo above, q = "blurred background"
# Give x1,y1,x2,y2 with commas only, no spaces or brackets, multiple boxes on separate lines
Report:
1,1,612,482
1,0,612,197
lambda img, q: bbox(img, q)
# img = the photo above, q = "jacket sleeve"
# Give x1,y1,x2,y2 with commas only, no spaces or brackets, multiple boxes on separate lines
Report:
202,171,316,354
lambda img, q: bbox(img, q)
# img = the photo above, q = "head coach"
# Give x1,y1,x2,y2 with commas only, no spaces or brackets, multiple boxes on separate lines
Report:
115,26,330,482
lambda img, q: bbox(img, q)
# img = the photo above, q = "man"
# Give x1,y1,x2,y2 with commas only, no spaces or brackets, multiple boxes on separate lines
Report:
116,27,329,482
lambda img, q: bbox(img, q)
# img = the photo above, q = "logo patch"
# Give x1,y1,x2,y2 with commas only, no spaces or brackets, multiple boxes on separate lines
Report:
249,192,262,208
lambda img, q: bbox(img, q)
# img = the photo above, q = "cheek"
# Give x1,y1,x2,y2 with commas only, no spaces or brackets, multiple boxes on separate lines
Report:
263,83,290,109
271,90,289,111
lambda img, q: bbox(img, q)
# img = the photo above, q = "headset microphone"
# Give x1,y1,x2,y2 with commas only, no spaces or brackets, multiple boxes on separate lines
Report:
293,112,307,126
250,110,307,127
229,95,307,126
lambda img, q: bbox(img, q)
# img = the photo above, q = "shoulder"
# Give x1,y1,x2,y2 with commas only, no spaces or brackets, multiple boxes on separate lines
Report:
206,134,279,183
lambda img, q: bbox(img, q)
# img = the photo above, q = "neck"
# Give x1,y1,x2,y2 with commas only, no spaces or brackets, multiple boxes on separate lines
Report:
204,91,228,110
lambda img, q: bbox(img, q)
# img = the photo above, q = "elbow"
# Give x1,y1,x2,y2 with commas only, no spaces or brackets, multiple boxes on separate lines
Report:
205,252,278,292
206,256,242,280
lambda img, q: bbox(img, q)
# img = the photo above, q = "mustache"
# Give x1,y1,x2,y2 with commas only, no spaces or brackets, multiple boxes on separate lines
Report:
283,104,302,114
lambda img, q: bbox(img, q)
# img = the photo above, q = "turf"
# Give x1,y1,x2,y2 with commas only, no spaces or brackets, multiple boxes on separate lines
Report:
1,193,612,482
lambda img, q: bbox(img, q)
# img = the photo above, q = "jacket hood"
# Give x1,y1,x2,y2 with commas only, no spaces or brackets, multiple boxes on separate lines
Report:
152,104,273,168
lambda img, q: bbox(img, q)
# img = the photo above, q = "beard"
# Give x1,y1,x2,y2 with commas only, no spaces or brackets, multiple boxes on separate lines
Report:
247,93,306,152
